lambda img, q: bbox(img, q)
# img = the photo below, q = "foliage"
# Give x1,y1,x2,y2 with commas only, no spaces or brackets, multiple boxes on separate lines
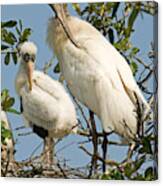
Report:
1,89,20,146
1,89,20,114
1,20,32,65
1,121,12,145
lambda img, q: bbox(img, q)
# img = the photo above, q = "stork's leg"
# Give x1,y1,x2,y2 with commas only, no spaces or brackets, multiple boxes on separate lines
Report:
43,137,54,168
88,111,98,178
102,131,108,173
121,142,136,165
127,142,136,161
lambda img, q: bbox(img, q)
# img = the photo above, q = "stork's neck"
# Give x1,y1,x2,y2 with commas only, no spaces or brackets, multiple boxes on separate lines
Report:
15,63,28,94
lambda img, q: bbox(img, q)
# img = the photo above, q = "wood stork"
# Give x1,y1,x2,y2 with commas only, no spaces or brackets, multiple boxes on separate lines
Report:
1,111,15,167
47,4,150,171
15,41,77,166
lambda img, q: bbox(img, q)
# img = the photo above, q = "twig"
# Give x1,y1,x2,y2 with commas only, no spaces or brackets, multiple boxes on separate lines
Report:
30,141,43,158
18,131,33,136
138,69,153,85
56,160,68,178
80,146,118,166
14,126,26,130
77,129,113,137
134,56,152,70
73,97,91,130
56,142,76,154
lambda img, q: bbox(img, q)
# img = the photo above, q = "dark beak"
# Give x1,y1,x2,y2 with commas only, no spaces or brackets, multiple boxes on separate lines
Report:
49,4,80,48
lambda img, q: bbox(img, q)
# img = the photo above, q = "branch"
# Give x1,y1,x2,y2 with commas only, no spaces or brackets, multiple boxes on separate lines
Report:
80,145,119,166
138,68,153,85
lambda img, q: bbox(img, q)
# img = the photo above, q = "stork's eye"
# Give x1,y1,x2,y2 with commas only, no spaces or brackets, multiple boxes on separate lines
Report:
23,53,30,62
22,53,35,63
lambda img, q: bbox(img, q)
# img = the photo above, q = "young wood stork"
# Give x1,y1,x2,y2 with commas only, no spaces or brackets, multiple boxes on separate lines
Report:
47,4,150,170
15,41,77,166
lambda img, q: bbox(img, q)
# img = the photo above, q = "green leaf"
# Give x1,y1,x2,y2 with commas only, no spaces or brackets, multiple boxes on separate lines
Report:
130,61,138,75
112,2,120,18
20,28,32,42
10,32,17,42
7,98,15,108
1,89,9,102
111,169,124,180
1,45,9,51
3,97,15,110
140,136,153,154
114,38,131,51
101,173,111,180
19,19,23,31
72,3,81,15
145,167,153,180
1,28,8,41
16,26,21,36
108,28,114,44
2,20,17,28
93,19,102,28
3,32,17,45
53,63,60,73
128,8,139,27
6,108,21,115
4,52,10,65
127,8,139,36
132,47,140,55
133,156,145,172
12,52,18,64
3,129,12,139
100,4,105,16
124,162,133,177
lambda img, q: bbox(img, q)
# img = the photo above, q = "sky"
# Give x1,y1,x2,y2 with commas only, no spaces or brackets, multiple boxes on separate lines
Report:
1,3,154,169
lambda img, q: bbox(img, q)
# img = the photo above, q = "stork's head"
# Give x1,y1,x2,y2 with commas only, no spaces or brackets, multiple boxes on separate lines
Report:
19,41,37,91
48,4,80,49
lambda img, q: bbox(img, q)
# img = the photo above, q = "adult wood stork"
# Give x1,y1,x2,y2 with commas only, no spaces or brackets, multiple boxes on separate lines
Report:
47,4,150,138
47,4,150,171
1,111,15,166
15,41,77,166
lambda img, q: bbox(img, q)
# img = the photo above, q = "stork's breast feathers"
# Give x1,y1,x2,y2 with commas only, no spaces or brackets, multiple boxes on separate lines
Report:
19,71,77,136
47,16,149,140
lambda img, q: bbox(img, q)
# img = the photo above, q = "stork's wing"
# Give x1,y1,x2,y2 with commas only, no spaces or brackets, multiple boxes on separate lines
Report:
20,71,76,131
20,71,70,130
20,83,60,130
33,71,71,101
67,17,150,137
74,17,149,111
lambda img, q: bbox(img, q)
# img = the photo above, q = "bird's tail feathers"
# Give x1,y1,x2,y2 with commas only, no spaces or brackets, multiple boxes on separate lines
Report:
133,89,151,122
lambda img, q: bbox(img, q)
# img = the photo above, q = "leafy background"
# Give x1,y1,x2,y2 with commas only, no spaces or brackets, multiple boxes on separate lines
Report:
1,2,157,179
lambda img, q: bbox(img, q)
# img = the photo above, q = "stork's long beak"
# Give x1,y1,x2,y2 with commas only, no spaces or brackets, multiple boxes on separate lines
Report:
49,4,70,34
49,4,67,20
49,4,80,48
27,61,33,91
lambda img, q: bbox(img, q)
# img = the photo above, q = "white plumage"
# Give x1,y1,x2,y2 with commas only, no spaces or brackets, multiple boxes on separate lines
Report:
15,41,77,165
47,5,150,142
20,71,77,138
